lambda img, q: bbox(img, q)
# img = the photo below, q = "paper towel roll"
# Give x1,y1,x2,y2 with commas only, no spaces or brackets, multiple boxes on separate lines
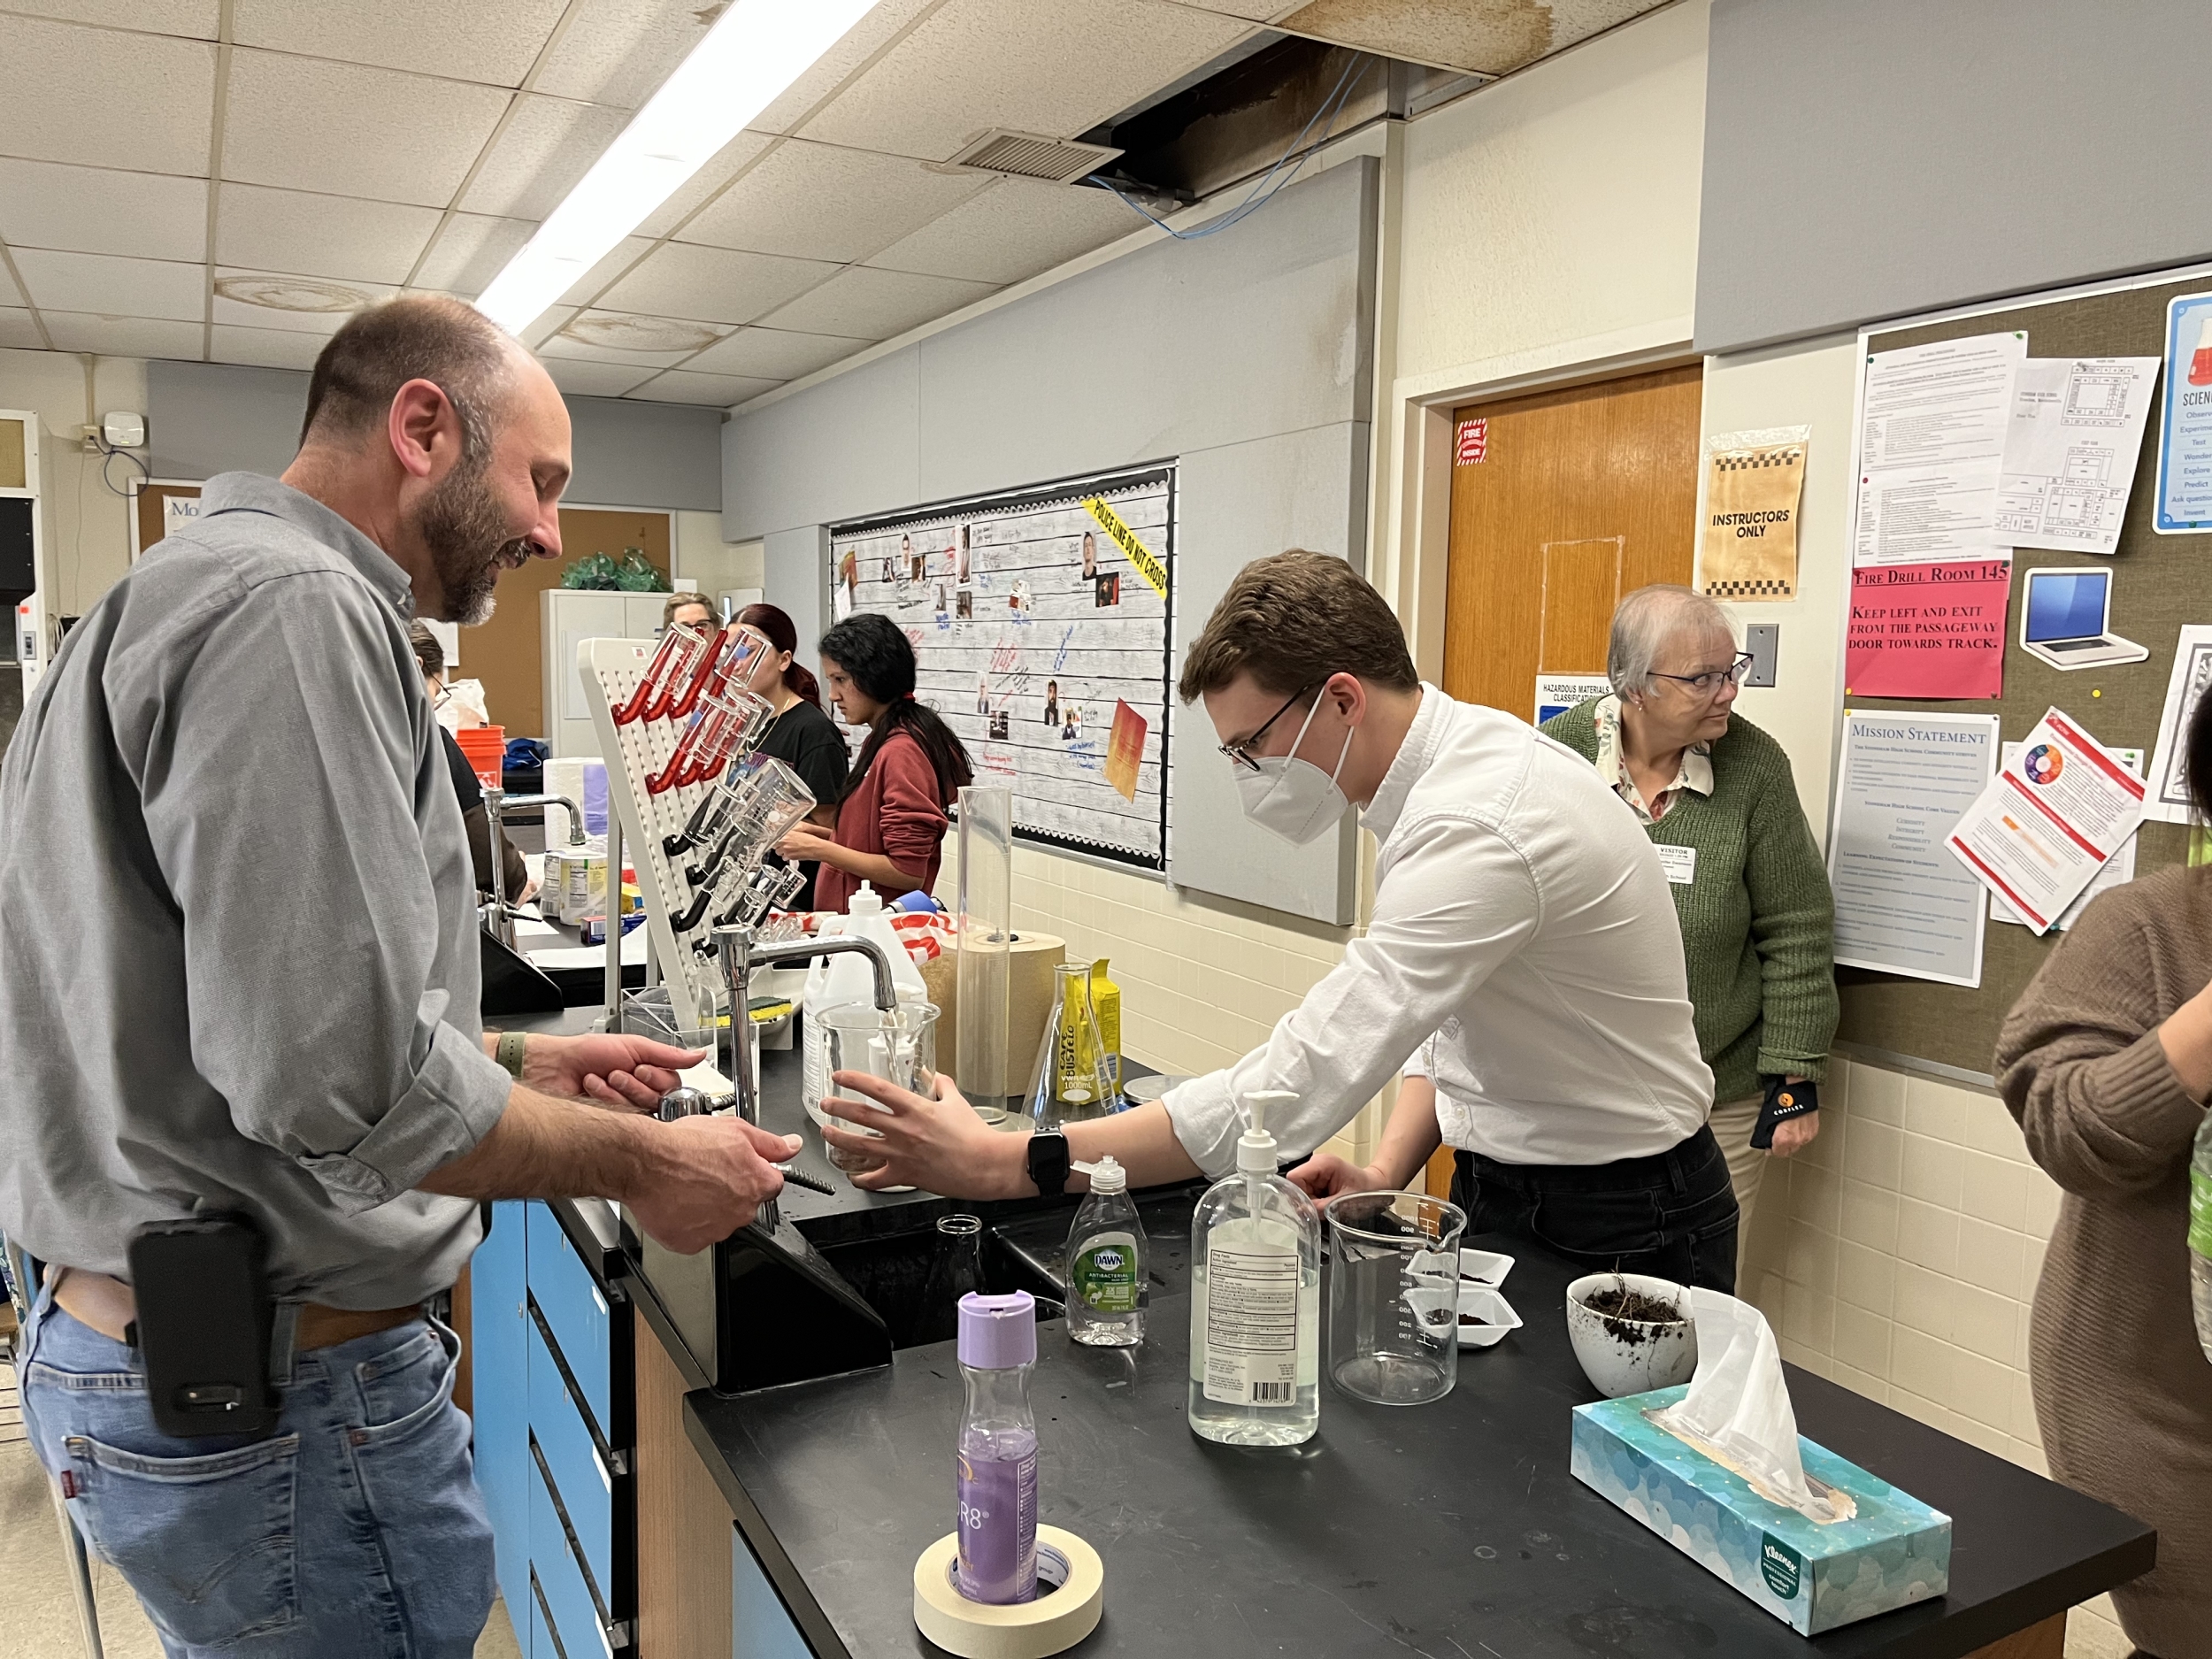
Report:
931,932,1064,1100
912,1527,1102,1659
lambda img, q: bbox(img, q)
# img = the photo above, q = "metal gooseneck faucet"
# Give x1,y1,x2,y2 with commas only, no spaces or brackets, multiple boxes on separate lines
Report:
482,787,586,947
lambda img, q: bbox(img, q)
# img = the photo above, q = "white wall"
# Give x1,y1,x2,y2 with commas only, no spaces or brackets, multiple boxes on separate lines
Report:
672,514,762,600
0,349,149,623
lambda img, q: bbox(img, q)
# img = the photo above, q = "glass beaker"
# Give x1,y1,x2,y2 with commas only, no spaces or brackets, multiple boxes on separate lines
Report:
1322,1190,1467,1407
612,621,709,726
815,1000,938,1176
1025,964,1119,1130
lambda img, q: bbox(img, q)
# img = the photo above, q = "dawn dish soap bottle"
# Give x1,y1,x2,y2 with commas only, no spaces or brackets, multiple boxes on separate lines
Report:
1066,1156,1146,1348
1187,1091,1320,1446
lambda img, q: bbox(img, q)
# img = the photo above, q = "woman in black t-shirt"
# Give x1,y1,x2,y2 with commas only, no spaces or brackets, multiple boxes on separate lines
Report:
733,603,848,910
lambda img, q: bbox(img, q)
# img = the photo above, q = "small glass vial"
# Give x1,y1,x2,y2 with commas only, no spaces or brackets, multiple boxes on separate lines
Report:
955,1292,1039,1605
1066,1156,1146,1348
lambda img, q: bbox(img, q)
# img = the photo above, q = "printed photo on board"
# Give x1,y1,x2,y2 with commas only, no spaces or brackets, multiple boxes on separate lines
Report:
1043,680,1059,726
956,588,973,620
989,709,1010,741
1094,572,1120,607
1079,530,1098,580
956,526,972,585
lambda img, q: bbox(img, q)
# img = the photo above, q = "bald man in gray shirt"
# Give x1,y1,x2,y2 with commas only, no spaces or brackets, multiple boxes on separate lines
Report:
1,297,797,1656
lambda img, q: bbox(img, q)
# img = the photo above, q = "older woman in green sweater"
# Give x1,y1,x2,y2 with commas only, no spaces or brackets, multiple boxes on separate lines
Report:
1541,586,1839,1243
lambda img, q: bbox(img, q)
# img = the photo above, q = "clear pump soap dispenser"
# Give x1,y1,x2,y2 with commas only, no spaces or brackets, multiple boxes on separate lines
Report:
1187,1090,1320,1445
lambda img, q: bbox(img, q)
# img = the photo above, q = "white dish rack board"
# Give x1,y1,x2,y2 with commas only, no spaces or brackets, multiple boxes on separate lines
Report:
579,634,727,1033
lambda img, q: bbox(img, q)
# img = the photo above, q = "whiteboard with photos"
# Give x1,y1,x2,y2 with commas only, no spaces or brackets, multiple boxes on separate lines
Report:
828,463,1175,869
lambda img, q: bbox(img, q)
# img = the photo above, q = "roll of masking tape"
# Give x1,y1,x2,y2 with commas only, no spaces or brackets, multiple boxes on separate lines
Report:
912,1526,1103,1659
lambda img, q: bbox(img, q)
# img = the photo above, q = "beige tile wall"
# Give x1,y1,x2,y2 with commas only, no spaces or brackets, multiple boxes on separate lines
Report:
1738,1056,2133,1656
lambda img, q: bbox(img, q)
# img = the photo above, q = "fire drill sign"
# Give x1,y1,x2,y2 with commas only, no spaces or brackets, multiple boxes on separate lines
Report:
1844,559,2013,700
1455,418,1487,465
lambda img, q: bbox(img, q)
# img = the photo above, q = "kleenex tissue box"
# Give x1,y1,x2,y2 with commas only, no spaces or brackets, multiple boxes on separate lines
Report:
1571,1387,1950,1635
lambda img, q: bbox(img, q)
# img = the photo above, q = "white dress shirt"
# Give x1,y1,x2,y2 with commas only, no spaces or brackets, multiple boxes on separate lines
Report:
1164,685,1714,1177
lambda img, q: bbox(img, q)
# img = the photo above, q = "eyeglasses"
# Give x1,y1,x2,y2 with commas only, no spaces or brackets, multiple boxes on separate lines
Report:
1218,681,1320,774
430,680,452,710
1647,653,1755,696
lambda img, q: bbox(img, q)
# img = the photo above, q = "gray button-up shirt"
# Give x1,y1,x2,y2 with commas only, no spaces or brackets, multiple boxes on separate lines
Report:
0,472,514,1308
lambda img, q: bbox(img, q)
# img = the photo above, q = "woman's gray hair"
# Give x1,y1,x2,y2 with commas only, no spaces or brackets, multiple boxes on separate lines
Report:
1607,585,1740,697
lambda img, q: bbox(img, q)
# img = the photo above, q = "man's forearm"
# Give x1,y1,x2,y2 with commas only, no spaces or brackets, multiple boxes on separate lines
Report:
1371,1077,1445,1190
419,1087,654,1202
1062,1100,1203,1192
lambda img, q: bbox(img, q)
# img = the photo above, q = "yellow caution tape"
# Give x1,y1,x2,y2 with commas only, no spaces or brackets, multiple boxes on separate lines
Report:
1083,496,1168,599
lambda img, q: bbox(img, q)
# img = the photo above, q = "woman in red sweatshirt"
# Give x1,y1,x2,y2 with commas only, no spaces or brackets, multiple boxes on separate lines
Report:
779,611,973,913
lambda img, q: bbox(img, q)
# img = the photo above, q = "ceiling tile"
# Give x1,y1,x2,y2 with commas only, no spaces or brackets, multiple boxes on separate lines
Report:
231,0,568,87
209,322,330,370
747,0,944,137
545,357,655,398
222,50,511,208
0,308,43,349
675,139,989,265
1154,0,1294,18
216,184,441,285
211,269,384,334
541,309,726,366
684,326,868,381
1275,0,1658,74
40,311,205,359
636,130,777,240
0,264,22,306
0,159,207,263
0,15,215,174
459,94,631,222
866,176,1138,286
753,265,995,342
531,0,716,109
13,249,204,321
518,305,579,349
409,213,532,295
8,2,219,34
626,370,780,407
799,0,1252,162
557,236,657,307
594,242,840,327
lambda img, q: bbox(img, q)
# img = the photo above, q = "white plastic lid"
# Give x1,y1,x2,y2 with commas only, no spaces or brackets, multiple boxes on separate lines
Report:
1073,1155,1126,1194
1238,1090,1296,1174
847,881,883,916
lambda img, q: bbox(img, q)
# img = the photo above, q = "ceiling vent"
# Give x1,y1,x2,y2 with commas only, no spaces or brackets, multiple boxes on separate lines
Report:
941,129,1122,186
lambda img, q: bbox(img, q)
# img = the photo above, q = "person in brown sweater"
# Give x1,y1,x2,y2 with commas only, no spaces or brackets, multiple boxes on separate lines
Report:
780,611,972,912
1994,695,2212,1657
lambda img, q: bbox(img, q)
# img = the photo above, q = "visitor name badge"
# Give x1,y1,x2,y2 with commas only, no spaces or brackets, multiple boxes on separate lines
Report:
1655,844,1698,885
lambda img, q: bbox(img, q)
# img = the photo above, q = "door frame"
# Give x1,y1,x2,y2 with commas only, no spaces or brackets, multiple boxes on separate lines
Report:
1374,338,1703,688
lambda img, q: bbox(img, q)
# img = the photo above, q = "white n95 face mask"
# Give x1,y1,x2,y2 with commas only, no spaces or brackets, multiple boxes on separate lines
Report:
1235,694,1355,846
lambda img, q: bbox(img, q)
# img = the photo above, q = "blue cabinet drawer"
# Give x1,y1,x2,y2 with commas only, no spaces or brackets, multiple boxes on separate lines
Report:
527,1202,612,1439
528,1315,612,1594
532,1445,611,1659
472,1201,533,1629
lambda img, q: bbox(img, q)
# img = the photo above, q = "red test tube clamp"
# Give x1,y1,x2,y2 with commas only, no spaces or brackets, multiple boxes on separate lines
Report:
664,629,734,722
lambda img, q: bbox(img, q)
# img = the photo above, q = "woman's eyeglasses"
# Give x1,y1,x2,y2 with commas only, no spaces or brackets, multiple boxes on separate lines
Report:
1218,681,1320,773
1647,654,1755,696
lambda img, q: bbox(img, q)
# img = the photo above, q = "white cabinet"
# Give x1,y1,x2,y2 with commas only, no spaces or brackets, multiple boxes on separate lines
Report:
541,589,666,757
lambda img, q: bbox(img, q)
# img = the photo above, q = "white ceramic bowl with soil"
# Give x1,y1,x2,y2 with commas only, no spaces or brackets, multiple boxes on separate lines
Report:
1564,1273,1697,1398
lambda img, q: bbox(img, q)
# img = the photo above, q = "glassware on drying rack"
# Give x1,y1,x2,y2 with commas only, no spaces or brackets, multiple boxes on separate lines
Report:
666,755,816,930
681,860,809,952
610,622,710,726
644,681,774,795
672,626,767,722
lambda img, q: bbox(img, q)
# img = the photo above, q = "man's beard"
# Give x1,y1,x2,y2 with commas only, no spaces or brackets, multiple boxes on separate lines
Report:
412,455,530,626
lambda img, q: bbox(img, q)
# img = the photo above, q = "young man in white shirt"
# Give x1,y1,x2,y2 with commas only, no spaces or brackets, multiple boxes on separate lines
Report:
824,550,1738,1288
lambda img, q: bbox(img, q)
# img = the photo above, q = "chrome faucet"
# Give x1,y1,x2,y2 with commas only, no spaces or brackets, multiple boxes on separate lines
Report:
482,787,585,948
712,924,895,1129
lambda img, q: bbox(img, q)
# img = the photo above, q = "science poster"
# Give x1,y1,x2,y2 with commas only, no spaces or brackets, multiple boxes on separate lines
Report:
830,464,1174,868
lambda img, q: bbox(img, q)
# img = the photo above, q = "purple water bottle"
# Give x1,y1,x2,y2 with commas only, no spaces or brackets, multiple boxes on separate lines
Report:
955,1291,1039,1604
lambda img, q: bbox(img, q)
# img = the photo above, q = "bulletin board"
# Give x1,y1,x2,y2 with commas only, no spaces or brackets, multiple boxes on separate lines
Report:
829,463,1174,870
130,480,203,561
1834,267,2212,1081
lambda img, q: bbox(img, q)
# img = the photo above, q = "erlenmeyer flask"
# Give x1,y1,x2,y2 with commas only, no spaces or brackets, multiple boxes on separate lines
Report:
1026,963,1120,1130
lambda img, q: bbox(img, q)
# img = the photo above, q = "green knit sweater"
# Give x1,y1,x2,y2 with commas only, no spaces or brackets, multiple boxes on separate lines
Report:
1540,699,1839,1102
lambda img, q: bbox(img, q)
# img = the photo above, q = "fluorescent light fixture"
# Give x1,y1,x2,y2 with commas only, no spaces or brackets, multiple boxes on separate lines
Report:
474,0,879,334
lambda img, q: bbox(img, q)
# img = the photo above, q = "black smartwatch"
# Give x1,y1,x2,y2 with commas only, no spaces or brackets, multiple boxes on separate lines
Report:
1026,1131,1071,1198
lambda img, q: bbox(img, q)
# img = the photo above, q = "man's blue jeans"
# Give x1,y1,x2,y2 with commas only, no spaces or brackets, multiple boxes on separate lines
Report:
18,1272,494,1657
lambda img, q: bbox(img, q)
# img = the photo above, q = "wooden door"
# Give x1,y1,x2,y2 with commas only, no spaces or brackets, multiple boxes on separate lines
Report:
1441,365,1702,718
466,507,670,739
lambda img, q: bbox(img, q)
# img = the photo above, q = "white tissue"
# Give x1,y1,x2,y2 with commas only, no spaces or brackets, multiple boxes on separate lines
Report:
1652,1289,1846,1523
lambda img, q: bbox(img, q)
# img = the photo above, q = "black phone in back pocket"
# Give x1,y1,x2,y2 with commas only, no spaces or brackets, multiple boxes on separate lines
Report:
126,1214,280,1440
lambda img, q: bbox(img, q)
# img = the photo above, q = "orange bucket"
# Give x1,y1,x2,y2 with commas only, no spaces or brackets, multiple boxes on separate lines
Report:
454,725,506,788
